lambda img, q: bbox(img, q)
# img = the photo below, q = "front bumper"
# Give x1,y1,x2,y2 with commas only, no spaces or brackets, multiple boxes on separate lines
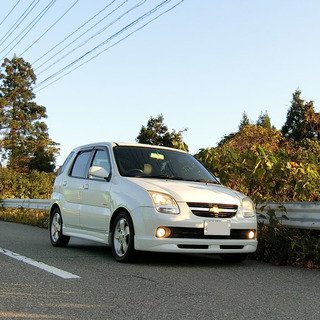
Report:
135,235,257,253
132,206,258,254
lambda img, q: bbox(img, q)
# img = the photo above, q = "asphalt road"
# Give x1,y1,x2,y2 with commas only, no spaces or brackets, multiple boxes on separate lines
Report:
0,221,319,320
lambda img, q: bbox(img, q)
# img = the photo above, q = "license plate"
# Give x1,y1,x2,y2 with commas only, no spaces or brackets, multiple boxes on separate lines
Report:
204,220,231,236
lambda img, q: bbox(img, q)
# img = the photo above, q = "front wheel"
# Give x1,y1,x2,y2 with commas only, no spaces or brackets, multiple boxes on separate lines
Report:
50,208,70,247
111,212,135,262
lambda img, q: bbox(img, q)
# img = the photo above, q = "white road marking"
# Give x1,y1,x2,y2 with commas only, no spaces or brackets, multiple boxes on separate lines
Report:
0,248,81,279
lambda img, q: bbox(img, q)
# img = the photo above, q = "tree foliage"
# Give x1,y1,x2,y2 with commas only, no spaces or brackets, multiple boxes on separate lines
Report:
197,140,320,204
218,111,275,147
0,56,59,172
198,142,320,204
136,114,188,151
256,111,273,129
239,112,250,129
197,100,320,204
0,167,55,199
220,124,283,153
282,90,320,141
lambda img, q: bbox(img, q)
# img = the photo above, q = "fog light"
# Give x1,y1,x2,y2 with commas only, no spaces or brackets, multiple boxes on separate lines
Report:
156,227,171,238
248,230,255,239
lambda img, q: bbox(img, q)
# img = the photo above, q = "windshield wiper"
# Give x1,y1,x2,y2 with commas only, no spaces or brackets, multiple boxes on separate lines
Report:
143,175,184,180
126,174,218,183
186,179,219,184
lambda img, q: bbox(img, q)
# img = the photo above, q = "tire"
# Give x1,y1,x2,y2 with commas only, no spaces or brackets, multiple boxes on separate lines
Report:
49,208,70,247
220,253,248,263
111,211,135,262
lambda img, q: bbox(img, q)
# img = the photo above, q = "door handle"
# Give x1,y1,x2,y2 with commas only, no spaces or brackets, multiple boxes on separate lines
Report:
83,184,89,190
62,181,67,187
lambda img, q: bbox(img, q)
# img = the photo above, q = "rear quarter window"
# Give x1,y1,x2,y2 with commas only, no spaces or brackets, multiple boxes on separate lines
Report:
57,152,74,176
70,150,92,178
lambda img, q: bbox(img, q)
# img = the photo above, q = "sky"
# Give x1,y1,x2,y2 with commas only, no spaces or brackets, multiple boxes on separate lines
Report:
1,0,320,165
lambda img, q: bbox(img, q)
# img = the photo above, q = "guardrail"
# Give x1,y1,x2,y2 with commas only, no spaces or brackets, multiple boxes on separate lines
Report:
1,199,50,210
1,199,319,230
257,202,320,230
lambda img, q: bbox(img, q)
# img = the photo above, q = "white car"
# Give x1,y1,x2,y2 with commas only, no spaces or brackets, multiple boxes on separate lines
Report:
49,142,257,262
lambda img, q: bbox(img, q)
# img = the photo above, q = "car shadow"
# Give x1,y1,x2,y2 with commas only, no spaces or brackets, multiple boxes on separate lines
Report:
64,238,252,267
132,251,252,268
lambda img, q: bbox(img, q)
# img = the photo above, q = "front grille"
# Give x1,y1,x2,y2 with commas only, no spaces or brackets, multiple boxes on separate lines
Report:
167,227,254,240
187,202,238,218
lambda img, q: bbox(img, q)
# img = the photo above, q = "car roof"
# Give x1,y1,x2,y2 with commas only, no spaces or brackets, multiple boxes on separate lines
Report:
73,142,189,154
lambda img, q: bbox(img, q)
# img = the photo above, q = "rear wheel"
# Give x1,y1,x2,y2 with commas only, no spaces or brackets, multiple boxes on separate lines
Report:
220,253,248,263
111,211,135,262
50,208,70,247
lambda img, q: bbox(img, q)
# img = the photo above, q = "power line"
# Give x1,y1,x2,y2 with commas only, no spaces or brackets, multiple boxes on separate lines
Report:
32,0,118,66
0,0,57,59
35,0,130,72
0,0,185,92
35,0,184,92
19,0,81,56
36,0,144,75
0,0,40,47
0,0,22,28
35,0,173,88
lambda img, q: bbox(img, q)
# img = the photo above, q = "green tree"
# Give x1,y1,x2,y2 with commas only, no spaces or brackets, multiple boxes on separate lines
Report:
218,113,250,147
219,124,283,153
239,112,250,129
197,95,320,203
256,111,273,129
196,143,320,203
136,114,188,151
282,90,320,141
0,56,59,172
218,111,276,147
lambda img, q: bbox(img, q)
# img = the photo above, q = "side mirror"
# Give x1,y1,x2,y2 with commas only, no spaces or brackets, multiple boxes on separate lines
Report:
89,166,110,181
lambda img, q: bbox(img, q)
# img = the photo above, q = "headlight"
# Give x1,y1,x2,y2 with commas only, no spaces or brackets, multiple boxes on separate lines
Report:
148,191,180,214
242,197,256,218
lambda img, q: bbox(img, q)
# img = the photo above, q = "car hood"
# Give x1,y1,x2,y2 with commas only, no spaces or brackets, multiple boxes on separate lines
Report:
127,178,244,205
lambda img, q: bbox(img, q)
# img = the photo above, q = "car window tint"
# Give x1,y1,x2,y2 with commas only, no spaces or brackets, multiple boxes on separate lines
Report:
70,151,92,178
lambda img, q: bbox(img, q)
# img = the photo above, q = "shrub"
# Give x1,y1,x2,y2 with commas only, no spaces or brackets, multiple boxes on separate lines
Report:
0,168,56,199
253,223,320,269
0,208,49,228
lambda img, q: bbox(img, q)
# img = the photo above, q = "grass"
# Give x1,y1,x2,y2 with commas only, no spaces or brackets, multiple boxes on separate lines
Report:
0,208,49,228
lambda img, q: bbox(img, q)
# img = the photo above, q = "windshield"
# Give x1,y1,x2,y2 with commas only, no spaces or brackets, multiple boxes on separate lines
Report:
113,146,219,183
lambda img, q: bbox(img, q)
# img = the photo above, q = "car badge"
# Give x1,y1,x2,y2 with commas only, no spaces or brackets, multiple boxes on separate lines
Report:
209,206,221,214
